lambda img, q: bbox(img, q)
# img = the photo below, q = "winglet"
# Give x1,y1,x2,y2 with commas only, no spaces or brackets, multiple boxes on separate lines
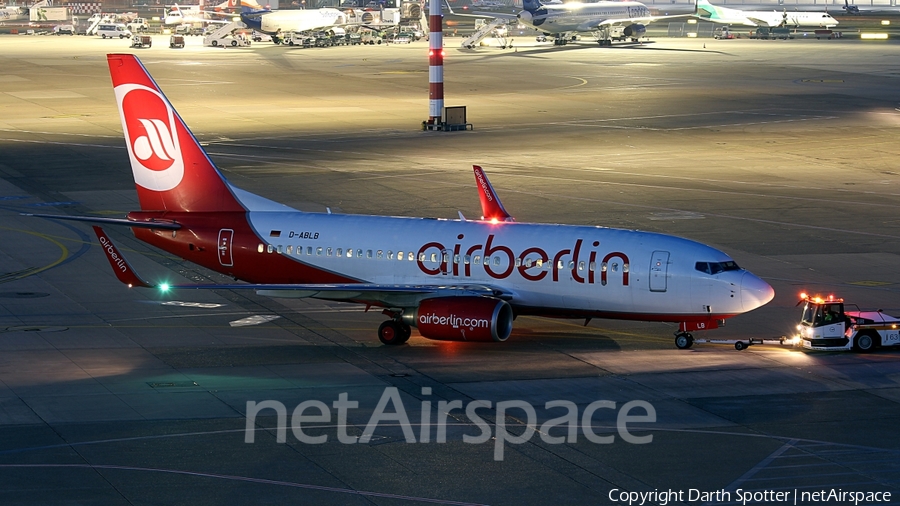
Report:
92,226,153,288
473,165,514,222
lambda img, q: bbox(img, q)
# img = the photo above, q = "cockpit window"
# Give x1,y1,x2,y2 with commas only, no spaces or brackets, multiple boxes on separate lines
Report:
695,261,741,275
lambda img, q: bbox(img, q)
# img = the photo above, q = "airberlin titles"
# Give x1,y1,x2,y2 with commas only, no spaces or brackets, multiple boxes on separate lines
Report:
272,229,629,285
416,233,630,285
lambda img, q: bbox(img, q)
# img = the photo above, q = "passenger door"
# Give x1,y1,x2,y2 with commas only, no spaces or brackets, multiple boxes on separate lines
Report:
649,251,669,292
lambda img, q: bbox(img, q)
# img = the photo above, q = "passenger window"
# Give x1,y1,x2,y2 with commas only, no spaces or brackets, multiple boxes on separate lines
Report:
465,255,471,265
336,248,342,257
419,253,426,262
568,261,575,270
579,261,585,271
327,247,333,256
356,249,361,258
286,245,293,255
474,255,481,265
453,254,460,264
388,251,394,260
408,252,414,261
623,263,629,273
589,261,596,271
307,246,312,255
612,263,619,272
484,256,491,265
267,244,274,254
377,250,383,259
277,245,283,254
494,257,500,266
258,244,264,253
536,259,543,268
316,247,323,256
524,258,533,268
515,258,521,267
367,250,373,258
601,262,608,272
557,260,564,270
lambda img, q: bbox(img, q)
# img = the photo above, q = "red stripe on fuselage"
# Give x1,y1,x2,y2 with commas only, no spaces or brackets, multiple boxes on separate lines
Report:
129,211,358,284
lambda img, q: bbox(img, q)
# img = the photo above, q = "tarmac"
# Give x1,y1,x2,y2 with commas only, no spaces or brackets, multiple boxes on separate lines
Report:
0,34,899,505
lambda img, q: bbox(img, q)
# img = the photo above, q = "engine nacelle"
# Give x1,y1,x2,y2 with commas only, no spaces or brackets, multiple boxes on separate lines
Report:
405,297,513,342
623,24,646,37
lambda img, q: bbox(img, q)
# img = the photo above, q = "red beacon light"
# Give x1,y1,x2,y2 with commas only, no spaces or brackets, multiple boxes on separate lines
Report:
800,292,844,304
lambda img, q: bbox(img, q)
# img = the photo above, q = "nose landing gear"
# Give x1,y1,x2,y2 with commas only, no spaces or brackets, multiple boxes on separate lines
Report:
674,332,694,349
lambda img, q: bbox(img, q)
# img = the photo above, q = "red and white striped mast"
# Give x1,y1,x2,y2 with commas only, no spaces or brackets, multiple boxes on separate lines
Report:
427,0,444,126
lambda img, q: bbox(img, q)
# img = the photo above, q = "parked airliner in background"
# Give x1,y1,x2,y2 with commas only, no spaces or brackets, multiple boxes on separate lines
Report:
164,4,212,26
163,0,263,26
511,0,693,46
31,54,774,349
695,0,838,27
239,6,347,34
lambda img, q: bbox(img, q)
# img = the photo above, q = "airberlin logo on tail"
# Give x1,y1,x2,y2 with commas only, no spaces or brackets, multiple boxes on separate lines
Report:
114,84,185,192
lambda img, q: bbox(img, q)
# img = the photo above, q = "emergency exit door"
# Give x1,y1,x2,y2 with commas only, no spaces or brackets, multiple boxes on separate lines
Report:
649,251,669,292
218,229,234,267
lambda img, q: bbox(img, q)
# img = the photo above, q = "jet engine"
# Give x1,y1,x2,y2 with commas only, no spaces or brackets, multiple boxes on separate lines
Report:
623,24,646,38
404,297,513,342
400,2,421,19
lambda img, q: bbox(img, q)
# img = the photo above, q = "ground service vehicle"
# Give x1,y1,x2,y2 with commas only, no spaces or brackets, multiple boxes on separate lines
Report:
795,294,900,352
130,34,152,48
97,23,132,39
169,34,185,48
128,17,149,32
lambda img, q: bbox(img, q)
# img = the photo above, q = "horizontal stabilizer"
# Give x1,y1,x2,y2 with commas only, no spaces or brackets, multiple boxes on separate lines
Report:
92,226,153,288
24,213,181,230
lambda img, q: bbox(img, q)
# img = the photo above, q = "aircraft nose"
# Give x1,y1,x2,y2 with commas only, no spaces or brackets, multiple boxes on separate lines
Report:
741,271,775,311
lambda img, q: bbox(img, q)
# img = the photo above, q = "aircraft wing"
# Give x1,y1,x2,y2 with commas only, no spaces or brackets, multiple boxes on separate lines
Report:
92,226,514,307
744,15,777,26
469,10,518,20
591,12,693,30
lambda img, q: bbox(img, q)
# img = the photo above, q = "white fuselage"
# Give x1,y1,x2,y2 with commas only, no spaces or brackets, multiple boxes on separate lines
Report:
164,8,207,26
517,1,650,34
254,9,345,34
712,7,837,27
243,212,772,320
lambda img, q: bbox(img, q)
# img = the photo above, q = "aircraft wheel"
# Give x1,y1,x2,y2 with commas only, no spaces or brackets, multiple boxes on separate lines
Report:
854,332,876,352
675,333,693,349
378,320,405,346
735,341,747,351
101,34,106,39
399,322,412,343
211,40,218,46
231,40,238,46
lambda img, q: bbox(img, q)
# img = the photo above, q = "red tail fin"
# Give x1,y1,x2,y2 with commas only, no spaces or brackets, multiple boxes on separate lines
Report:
107,54,244,213
473,165,514,222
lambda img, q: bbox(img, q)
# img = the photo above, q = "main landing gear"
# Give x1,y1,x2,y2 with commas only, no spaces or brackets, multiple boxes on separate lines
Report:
674,332,694,349
597,39,612,46
378,310,411,345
